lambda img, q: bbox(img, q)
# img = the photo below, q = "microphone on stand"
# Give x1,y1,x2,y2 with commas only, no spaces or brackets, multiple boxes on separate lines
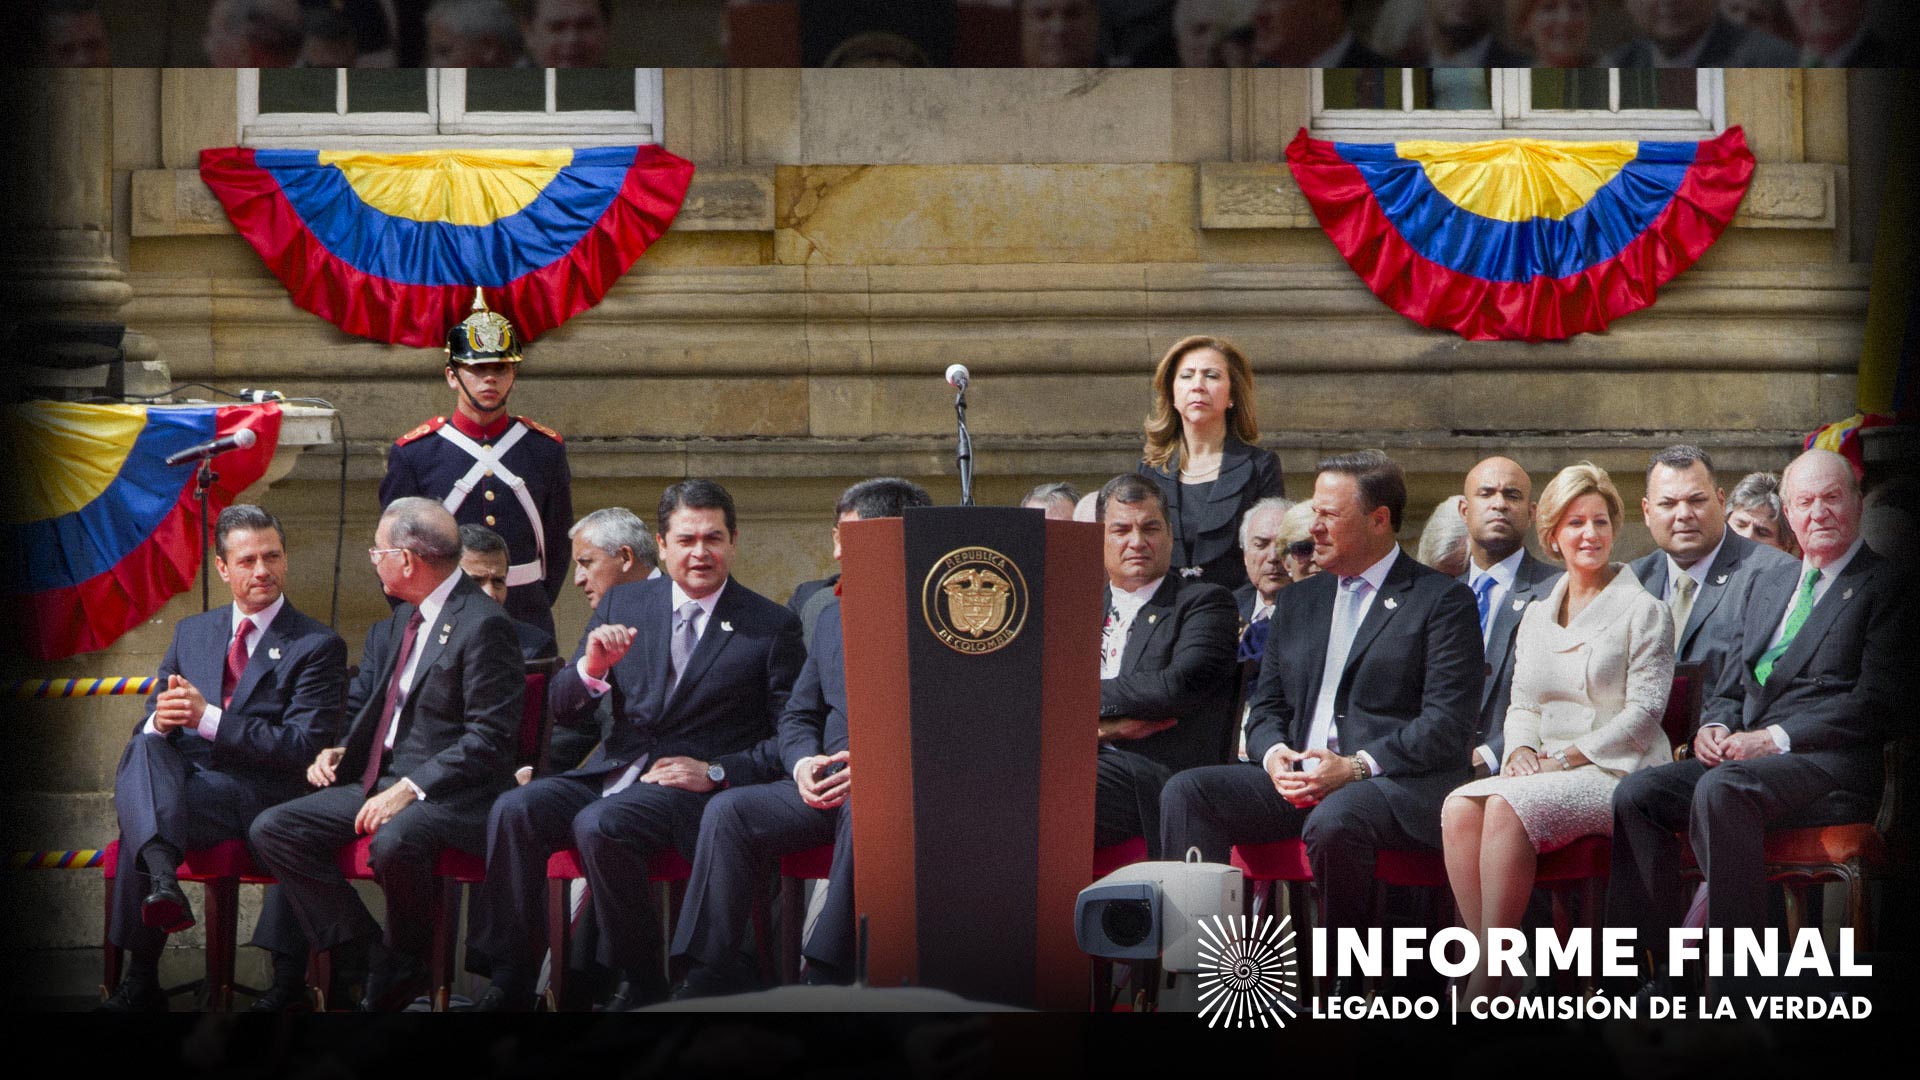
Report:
945,365,975,507
164,427,257,467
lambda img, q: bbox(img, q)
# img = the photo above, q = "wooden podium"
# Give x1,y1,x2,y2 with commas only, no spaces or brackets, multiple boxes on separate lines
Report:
838,507,1101,1010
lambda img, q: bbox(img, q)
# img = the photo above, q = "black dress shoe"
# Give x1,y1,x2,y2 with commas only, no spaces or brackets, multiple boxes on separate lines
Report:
597,975,667,1012
141,880,195,934
456,984,535,1013
359,953,431,1013
95,976,168,1013
245,982,314,1014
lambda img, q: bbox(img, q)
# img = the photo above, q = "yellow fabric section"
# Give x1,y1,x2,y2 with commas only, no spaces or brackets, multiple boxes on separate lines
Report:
1810,413,1863,454
318,149,576,225
1,402,146,523
1395,138,1639,222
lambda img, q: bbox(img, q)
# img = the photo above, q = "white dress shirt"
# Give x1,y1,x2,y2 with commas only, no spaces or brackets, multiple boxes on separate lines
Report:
1101,577,1164,681
1663,532,1726,605
145,594,286,740
581,579,728,795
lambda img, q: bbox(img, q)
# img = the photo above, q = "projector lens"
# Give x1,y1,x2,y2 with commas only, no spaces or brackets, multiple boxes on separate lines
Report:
1101,900,1153,947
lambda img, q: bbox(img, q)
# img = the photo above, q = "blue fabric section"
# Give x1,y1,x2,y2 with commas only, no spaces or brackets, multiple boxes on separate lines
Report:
1336,140,1701,283
256,147,638,287
16,407,217,592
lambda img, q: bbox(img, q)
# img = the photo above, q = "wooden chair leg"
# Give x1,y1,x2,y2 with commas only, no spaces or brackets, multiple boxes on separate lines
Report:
204,877,239,1011
663,878,689,985
309,949,333,1012
1579,877,1603,994
545,878,571,1012
779,876,805,986
1782,881,1808,938
429,880,459,1012
1846,865,1871,952
749,886,775,988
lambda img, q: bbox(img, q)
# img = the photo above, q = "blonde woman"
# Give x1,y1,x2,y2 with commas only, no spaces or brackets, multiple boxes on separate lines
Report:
1441,463,1674,1001
1137,335,1285,592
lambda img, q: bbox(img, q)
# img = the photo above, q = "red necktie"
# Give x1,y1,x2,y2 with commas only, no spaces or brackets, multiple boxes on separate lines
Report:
221,617,254,708
362,610,425,793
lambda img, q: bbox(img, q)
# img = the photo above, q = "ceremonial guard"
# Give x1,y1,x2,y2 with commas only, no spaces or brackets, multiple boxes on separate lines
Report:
380,292,573,640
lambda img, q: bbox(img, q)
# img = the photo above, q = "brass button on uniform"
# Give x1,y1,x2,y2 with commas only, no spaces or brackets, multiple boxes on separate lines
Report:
484,490,496,501
485,515,497,526
483,469,493,478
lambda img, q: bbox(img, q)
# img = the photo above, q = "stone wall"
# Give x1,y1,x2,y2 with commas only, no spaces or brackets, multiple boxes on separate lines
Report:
1,65,1889,999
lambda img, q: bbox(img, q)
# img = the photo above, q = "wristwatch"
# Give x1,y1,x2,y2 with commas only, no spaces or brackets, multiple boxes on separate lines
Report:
1348,756,1368,783
1551,749,1573,771
706,762,727,788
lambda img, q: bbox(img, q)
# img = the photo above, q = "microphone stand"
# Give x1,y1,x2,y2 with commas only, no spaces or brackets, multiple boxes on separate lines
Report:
953,384,974,507
194,457,217,612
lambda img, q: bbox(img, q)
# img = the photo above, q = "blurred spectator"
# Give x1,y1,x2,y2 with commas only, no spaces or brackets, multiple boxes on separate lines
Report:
1022,481,1082,519
1416,494,1471,577
36,0,111,66
1173,0,1258,65
1606,0,1796,65
1099,0,1179,65
1726,471,1796,556
823,29,931,65
1073,491,1100,522
1515,0,1595,66
522,0,611,67
1785,0,1893,65
1253,0,1386,66
1863,476,1919,562
1217,19,1257,62
426,0,523,66
1277,499,1318,581
1719,0,1796,42
300,5,361,65
301,0,397,65
1423,0,1528,65
1022,0,1103,65
203,0,305,65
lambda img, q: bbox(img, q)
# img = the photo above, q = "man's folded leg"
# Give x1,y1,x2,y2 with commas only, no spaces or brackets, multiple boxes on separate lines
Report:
573,782,709,1007
464,774,598,1009
1159,762,1304,865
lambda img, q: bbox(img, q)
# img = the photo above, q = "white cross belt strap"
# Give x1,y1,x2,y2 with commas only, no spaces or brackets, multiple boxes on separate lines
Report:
434,422,547,586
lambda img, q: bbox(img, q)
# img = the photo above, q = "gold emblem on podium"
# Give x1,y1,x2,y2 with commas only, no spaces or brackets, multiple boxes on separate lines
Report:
923,546,1028,655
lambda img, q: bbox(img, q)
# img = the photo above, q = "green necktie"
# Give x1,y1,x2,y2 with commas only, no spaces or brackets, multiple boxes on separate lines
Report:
1754,567,1821,686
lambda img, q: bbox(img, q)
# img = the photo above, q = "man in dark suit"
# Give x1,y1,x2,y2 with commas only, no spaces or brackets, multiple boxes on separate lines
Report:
1606,0,1797,66
1608,450,1909,956
1160,451,1482,961
465,479,804,1011
97,505,347,1013
461,524,557,663
1235,496,1296,627
1095,474,1240,857
787,479,929,650
1457,457,1562,777
1253,0,1389,66
1420,0,1531,66
1786,0,1898,66
1631,446,1797,690
669,478,933,998
248,497,524,1012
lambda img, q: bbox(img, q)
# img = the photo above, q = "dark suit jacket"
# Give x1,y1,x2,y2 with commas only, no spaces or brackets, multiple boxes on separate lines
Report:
1246,549,1482,846
550,575,805,787
1101,577,1240,774
1461,551,1564,763
1703,545,1910,799
513,619,558,662
1138,434,1286,591
1606,16,1797,66
146,600,348,801
1631,529,1795,688
777,595,848,778
336,573,524,806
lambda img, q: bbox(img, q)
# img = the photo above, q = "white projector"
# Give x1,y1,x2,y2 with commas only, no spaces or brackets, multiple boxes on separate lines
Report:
1074,859,1243,972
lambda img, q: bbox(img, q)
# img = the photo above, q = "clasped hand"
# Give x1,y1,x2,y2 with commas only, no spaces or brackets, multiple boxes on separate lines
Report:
152,674,207,733
1694,725,1778,766
795,750,852,809
1269,748,1353,807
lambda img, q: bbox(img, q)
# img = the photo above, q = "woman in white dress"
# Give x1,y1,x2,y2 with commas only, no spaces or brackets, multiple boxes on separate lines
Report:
1442,463,1675,1001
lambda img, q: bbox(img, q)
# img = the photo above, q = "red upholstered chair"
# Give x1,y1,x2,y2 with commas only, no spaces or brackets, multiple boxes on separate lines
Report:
776,843,835,986
99,838,276,1010
543,846,696,1011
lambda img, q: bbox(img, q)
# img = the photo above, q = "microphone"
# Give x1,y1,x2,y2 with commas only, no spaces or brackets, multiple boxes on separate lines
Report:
164,427,257,466
945,364,970,392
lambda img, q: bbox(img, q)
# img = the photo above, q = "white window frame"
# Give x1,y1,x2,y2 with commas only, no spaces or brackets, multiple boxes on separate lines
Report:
1311,68,1725,143
238,68,663,148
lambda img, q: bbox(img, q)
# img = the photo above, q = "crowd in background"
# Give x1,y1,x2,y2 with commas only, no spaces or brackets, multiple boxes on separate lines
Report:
29,0,1910,70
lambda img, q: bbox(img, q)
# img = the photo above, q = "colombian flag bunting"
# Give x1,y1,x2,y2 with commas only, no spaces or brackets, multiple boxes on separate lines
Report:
2,403,281,661
1286,126,1754,341
199,146,695,348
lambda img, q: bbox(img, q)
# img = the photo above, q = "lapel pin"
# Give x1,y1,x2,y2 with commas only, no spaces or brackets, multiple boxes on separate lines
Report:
443,623,453,634
1843,588,1854,600
1715,574,1728,586
721,620,734,632
1146,614,1158,625
1512,598,1526,611
267,647,281,661
1383,597,1398,610
438,636,449,645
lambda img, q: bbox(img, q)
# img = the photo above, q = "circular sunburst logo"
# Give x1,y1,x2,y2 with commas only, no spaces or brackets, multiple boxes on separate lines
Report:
1195,914,1299,1028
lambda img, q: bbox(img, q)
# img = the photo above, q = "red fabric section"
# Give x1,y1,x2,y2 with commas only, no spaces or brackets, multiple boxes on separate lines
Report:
199,146,695,348
780,843,835,880
1231,839,1312,882
1373,848,1449,888
1286,127,1754,341
547,846,693,880
23,405,282,661
1535,835,1611,882
1091,836,1148,879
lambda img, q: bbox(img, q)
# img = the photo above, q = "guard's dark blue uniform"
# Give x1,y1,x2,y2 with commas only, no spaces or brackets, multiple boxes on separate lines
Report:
379,411,573,640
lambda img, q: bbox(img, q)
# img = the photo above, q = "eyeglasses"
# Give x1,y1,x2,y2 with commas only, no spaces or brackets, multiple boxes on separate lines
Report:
368,547,409,564
1285,540,1316,560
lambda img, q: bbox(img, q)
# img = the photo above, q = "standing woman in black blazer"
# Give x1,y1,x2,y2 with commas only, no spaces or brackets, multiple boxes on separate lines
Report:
1137,335,1285,591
